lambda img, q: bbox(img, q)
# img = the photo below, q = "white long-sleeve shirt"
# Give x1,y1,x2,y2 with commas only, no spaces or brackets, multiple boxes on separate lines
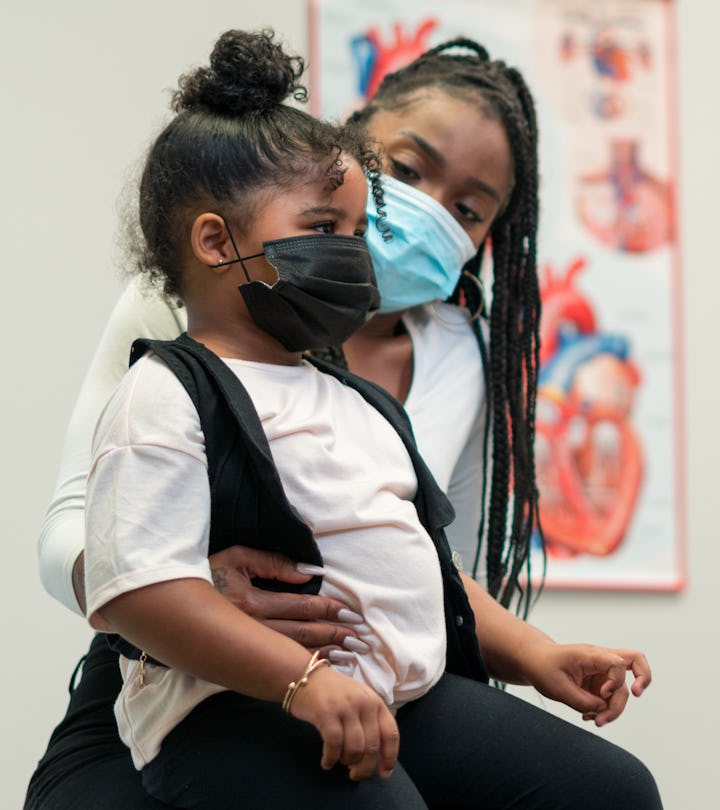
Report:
39,278,486,615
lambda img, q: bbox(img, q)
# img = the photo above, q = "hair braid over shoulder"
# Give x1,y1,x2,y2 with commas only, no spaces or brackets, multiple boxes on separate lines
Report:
341,38,545,615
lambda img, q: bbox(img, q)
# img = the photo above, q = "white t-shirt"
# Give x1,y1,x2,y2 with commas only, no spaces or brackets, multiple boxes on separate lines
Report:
403,303,486,577
40,278,487,614
85,352,446,768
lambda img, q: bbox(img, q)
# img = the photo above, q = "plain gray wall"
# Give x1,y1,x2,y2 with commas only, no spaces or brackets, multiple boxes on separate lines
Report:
2,2,716,807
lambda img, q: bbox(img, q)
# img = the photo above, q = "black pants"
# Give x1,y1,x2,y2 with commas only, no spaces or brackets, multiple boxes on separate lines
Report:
26,634,662,809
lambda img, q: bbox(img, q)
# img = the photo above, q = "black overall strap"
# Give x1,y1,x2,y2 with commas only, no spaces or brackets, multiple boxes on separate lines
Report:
131,335,321,563
307,354,488,684
111,336,322,665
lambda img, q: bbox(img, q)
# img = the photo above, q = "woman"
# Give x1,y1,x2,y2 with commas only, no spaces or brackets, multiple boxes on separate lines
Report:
27,37,659,810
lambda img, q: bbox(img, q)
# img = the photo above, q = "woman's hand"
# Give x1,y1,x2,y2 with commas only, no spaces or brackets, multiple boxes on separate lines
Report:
289,665,399,781
208,546,365,657
518,640,652,726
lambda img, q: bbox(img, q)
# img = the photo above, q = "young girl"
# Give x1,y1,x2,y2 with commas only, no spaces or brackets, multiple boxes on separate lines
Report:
83,28,486,808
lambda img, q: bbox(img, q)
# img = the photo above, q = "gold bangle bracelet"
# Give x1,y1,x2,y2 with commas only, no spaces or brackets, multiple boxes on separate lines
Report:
282,651,331,714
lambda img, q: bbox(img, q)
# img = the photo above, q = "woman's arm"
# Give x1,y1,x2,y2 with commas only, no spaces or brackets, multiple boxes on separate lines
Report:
39,279,185,614
461,573,652,725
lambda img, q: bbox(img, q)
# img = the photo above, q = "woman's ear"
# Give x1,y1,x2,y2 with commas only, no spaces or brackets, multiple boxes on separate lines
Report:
190,213,235,271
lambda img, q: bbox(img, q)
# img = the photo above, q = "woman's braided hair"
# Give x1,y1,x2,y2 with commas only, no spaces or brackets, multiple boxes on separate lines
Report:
316,38,544,616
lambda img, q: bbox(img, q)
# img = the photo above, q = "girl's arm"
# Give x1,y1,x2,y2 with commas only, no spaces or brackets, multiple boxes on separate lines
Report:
461,573,652,726
100,578,398,780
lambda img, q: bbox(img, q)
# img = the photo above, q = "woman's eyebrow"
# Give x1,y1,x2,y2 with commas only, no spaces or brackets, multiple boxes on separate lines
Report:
400,130,445,167
465,176,501,202
400,130,501,202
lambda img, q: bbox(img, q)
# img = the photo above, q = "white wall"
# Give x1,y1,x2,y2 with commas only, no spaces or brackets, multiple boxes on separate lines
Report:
2,2,715,807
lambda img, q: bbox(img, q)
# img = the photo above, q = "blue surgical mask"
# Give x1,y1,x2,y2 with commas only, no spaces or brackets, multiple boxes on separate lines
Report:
365,174,477,313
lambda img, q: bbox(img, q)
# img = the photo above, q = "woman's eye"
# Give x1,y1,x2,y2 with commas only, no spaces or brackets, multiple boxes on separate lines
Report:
389,158,420,182
313,222,335,234
455,202,483,224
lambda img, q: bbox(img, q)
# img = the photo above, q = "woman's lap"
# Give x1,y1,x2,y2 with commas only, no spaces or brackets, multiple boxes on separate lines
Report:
24,634,170,810
143,673,662,810
25,642,662,810
397,673,663,809
142,690,426,809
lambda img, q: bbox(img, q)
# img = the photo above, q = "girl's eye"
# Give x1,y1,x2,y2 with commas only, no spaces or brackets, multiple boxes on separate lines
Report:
354,227,367,238
389,158,420,182
455,202,483,224
313,222,335,234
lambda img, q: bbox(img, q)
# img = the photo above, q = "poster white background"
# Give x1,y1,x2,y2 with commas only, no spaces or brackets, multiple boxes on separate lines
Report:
312,0,683,590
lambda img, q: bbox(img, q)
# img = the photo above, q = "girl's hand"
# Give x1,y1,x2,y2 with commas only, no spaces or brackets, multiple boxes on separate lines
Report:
288,665,399,781
209,546,364,656
519,640,652,726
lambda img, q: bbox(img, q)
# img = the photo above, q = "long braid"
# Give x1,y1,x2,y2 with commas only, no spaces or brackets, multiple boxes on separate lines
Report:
345,39,545,616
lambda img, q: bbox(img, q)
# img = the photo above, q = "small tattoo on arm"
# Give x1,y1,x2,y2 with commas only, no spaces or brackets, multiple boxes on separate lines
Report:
212,566,229,592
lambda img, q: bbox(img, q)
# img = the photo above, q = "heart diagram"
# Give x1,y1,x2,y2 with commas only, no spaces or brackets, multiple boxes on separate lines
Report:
536,258,643,557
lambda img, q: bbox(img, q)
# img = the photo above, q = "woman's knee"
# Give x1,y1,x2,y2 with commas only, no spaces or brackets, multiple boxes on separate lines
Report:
594,746,663,809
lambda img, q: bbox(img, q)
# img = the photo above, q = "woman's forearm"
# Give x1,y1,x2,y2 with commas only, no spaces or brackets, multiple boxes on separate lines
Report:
71,551,86,615
38,280,186,615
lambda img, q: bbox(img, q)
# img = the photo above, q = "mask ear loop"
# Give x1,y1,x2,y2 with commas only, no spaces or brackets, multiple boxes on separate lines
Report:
210,216,263,282
430,270,486,326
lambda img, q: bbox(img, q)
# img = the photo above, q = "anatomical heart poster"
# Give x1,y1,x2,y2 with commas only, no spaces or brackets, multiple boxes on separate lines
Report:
309,0,685,590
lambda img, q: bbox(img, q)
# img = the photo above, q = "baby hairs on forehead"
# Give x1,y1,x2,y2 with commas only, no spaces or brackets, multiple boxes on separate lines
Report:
128,29,382,300
345,38,543,615
205,149,358,242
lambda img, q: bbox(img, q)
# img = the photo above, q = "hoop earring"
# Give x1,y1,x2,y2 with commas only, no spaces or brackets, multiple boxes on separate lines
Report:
430,271,486,327
462,270,485,322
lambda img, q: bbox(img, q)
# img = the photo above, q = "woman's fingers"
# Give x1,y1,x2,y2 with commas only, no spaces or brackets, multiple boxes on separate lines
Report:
208,546,369,651
217,560,362,623
263,616,357,649
209,546,319,585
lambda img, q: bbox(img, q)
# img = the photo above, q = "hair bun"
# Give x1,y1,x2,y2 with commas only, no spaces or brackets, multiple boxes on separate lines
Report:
173,29,307,116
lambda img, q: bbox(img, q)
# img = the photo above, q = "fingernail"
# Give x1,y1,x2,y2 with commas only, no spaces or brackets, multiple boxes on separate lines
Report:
343,637,371,653
294,563,325,576
337,608,363,624
328,649,356,664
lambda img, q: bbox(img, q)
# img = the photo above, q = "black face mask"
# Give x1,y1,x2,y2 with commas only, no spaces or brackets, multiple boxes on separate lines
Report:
217,233,380,352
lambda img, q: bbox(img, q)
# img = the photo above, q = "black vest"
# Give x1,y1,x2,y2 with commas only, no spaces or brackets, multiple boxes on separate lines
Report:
109,333,488,684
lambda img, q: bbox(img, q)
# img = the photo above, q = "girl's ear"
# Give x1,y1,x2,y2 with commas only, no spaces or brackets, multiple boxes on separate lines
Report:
191,213,235,271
